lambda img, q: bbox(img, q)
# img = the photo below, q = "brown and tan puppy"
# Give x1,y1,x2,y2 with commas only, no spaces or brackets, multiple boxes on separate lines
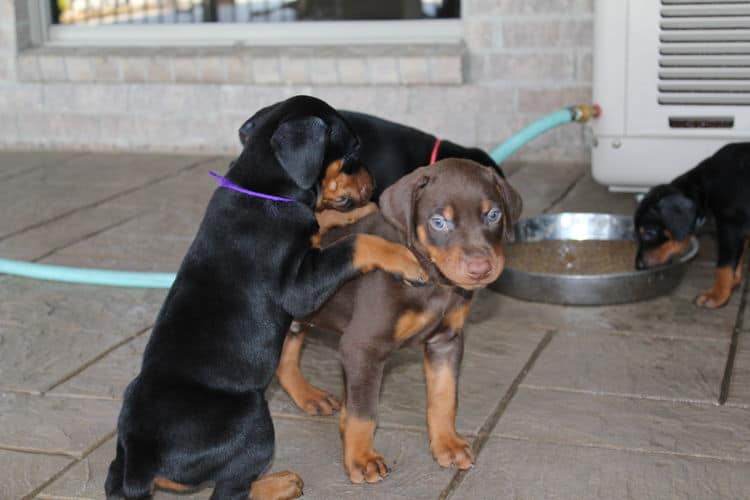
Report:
276,159,522,483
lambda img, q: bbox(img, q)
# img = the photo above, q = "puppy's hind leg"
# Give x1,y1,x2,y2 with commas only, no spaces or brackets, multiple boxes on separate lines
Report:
277,324,341,416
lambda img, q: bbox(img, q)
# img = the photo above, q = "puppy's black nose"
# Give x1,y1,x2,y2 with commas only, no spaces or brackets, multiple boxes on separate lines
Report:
466,258,492,279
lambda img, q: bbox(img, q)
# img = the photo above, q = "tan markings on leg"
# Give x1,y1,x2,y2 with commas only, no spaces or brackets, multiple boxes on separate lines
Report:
152,477,191,492
315,202,378,235
276,330,340,416
394,309,436,341
353,234,427,283
249,471,304,500
695,267,735,309
734,240,747,286
423,360,474,470
340,412,386,484
444,302,472,332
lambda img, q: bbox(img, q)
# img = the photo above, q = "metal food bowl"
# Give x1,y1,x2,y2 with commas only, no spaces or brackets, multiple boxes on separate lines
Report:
489,213,699,306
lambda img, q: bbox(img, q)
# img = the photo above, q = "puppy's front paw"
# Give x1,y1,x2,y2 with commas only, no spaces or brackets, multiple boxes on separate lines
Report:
295,386,341,416
388,247,429,285
431,434,474,470
345,450,389,484
694,289,731,309
249,471,303,500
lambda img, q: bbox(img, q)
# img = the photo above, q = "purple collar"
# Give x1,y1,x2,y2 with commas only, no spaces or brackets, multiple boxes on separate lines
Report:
209,171,296,203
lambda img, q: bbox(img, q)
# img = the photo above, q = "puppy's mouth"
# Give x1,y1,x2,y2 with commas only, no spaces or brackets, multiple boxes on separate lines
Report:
436,255,505,290
636,239,691,270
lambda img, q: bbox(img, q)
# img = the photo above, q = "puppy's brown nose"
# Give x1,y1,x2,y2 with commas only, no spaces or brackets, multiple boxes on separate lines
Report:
466,258,492,279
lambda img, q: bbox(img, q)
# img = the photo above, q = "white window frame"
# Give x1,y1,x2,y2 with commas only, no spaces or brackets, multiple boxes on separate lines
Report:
28,0,462,47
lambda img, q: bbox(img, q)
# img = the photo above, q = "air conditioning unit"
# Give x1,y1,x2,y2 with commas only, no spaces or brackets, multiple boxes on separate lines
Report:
592,0,750,192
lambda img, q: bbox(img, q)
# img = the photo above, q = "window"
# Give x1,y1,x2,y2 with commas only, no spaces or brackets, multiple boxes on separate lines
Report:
52,0,460,26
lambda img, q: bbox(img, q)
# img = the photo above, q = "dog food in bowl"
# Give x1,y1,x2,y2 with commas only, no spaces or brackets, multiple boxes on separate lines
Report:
504,239,638,275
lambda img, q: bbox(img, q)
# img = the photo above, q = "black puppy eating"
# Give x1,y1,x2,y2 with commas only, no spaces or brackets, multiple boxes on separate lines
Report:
635,142,750,308
105,96,427,499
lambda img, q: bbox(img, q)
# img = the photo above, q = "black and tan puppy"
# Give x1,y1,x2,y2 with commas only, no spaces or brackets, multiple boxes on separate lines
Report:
105,96,427,500
276,159,522,483
239,109,503,212
635,142,750,308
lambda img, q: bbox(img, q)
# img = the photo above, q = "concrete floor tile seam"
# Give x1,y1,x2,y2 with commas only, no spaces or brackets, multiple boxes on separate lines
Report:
491,434,750,465
31,210,151,263
543,327,733,345
517,384,726,407
0,156,218,243
439,330,557,500
22,430,117,500
540,172,587,215
40,326,153,396
0,152,90,183
719,256,750,405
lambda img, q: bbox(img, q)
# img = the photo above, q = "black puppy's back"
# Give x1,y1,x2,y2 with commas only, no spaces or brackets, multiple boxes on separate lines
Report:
339,110,503,199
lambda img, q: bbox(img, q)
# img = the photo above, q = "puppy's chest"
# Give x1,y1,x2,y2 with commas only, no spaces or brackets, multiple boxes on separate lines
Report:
392,289,468,345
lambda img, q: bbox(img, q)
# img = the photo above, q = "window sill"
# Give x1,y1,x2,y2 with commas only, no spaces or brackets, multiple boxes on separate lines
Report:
16,42,464,85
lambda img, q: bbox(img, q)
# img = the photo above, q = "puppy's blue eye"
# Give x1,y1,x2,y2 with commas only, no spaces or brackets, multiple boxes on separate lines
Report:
486,208,501,224
430,215,449,231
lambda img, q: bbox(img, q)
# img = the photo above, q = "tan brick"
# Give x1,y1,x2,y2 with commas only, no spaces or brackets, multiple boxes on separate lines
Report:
0,23,16,51
120,56,148,82
91,56,120,82
309,58,338,85
0,111,18,143
337,58,368,85
16,53,39,81
226,55,254,83
398,57,429,85
143,56,172,82
38,55,67,81
518,86,592,114
0,82,42,112
0,0,14,19
198,56,228,83
253,58,281,84
484,52,576,81
464,20,500,50
172,57,200,82
428,56,462,84
0,55,11,81
280,57,307,84
65,56,94,82
577,51,592,82
368,57,399,85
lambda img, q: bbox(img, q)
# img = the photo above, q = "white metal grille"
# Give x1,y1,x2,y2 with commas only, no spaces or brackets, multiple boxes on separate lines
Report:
659,0,750,105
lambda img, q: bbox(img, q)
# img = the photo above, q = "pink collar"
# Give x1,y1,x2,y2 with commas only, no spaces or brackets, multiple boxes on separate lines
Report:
429,138,442,165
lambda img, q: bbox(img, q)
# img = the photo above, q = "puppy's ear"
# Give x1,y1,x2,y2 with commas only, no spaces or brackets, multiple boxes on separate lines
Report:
379,167,431,247
271,116,329,190
658,193,697,242
238,117,254,147
487,168,522,241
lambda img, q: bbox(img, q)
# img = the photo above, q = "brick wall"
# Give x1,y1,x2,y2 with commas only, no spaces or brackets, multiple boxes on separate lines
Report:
0,0,593,162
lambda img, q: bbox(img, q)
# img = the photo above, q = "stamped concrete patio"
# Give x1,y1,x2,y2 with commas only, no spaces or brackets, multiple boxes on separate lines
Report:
1,150,748,499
